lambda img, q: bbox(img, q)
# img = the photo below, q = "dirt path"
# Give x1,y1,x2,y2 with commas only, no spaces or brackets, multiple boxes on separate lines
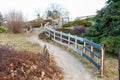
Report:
29,31,94,80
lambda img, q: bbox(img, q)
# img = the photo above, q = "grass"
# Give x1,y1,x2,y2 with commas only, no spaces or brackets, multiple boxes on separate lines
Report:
0,32,63,80
39,32,119,80
0,33,43,53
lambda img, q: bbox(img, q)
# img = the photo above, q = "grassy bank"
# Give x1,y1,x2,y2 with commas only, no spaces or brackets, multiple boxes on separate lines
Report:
0,33,43,53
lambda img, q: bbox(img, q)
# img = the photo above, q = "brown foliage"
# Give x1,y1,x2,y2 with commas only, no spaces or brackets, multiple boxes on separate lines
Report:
73,27,86,36
0,45,63,80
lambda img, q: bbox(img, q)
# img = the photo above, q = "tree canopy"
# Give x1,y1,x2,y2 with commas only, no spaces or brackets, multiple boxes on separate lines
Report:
84,0,120,55
46,3,69,18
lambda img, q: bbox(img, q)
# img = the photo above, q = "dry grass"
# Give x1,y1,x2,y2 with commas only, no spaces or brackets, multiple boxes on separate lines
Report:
0,33,43,53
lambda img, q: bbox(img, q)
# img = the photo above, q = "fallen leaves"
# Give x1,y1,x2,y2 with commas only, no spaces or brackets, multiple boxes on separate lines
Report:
0,45,63,80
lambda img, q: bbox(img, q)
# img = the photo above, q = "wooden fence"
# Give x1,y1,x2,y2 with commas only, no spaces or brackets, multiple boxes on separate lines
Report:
44,26,105,76
118,51,120,80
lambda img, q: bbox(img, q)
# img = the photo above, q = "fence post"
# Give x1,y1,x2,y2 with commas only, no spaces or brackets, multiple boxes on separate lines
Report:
68,34,70,45
83,42,86,53
41,23,43,27
54,30,55,39
60,31,62,42
101,45,105,76
91,45,94,59
75,36,78,49
49,29,50,37
118,51,120,80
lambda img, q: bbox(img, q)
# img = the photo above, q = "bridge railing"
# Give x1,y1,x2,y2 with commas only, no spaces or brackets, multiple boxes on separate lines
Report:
44,26,105,76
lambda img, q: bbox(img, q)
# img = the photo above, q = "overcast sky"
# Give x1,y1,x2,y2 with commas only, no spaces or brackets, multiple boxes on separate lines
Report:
0,0,107,20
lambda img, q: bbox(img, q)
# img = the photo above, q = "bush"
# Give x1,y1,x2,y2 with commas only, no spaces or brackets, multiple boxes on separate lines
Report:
72,27,86,36
83,1,120,56
84,17,93,21
56,28,73,34
62,21,74,27
4,10,25,34
0,27,7,33
74,20,92,27
62,19,92,27
101,36,120,55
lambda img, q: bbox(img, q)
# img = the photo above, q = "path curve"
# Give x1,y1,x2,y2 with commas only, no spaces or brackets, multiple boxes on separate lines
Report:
29,31,94,80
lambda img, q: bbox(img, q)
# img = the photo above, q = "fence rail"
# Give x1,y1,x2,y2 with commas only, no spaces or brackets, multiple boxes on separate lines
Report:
44,26,105,76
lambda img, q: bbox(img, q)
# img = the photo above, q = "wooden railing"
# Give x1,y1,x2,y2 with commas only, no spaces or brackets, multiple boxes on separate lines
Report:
118,51,120,80
44,26,105,76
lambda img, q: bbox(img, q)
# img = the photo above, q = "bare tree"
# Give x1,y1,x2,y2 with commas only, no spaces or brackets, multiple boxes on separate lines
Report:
4,10,25,33
35,8,41,21
46,3,69,18
0,12,3,26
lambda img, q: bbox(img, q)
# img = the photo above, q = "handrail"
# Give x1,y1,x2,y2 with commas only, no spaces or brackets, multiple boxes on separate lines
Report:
44,26,105,76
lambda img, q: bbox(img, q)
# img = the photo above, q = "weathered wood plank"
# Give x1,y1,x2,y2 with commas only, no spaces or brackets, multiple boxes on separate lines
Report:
77,44,83,47
55,35,60,39
101,45,105,76
69,40,75,44
82,52,101,69
62,38,68,42
83,38,101,50
83,47,101,59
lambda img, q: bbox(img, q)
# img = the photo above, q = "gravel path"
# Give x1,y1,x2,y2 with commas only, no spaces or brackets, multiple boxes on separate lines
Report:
29,31,94,80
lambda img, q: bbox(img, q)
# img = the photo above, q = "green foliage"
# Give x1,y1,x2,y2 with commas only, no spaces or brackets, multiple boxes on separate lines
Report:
84,17,94,21
84,0,120,55
62,21,74,27
83,27,100,43
0,27,7,33
101,36,120,55
74,20,92,27
63,19,92,27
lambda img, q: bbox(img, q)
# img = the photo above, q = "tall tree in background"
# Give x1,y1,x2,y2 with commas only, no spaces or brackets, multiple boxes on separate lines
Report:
84,0,120,55
0,12,3,26
4,10,26,33
46,3,69,18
